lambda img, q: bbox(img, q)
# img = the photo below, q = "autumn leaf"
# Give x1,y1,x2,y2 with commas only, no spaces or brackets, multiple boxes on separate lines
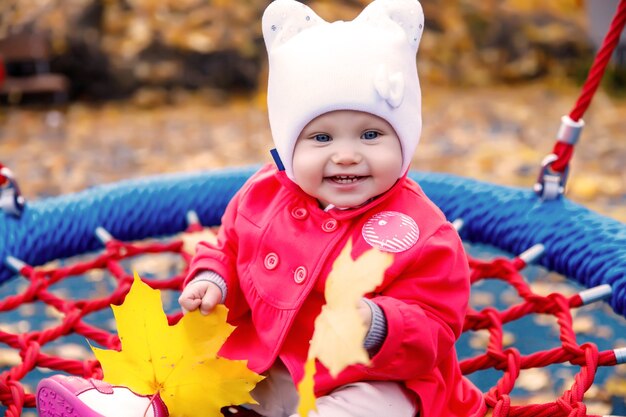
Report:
298,240,393,416
296,357,317,417
91,272,263,417
310,240,393,376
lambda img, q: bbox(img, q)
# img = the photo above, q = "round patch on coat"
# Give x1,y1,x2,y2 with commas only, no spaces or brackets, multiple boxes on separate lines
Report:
362,211,419,253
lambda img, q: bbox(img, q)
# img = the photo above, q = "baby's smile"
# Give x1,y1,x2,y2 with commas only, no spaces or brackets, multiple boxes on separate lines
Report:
326,175,368,184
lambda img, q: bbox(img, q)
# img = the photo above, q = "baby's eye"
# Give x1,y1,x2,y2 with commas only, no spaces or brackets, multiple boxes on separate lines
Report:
361,131,379,140
314,134,331,142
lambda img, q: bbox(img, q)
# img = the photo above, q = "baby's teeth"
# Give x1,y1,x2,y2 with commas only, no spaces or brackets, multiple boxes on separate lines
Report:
333,176,358,183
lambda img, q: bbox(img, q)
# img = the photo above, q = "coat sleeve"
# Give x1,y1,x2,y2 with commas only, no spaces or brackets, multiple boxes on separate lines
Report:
364,223,470,379
184,187,250,321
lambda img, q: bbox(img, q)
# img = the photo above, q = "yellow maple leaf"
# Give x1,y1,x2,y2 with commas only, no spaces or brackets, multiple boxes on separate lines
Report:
298,240,393,416
91,272,263,417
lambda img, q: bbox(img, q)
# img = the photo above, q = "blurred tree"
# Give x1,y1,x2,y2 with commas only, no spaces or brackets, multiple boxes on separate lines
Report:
0,0,597,100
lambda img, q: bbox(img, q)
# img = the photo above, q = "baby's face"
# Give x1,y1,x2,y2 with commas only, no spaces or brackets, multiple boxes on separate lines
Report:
292,110,402,209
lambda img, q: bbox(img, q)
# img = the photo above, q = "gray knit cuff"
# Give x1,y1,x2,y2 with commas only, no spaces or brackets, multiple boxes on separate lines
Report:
190,270,227,304
362,298,387,356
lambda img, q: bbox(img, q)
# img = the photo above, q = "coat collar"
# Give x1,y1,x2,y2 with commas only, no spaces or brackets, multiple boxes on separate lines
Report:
274,170,409,221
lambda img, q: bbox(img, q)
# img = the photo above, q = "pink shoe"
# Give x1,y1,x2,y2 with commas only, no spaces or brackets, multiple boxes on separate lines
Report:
36,375,169,417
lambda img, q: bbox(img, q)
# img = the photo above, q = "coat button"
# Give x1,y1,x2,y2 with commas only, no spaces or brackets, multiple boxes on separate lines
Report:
264,253,279,270
322,218,338,232
293,266,307,284
291,207,309,220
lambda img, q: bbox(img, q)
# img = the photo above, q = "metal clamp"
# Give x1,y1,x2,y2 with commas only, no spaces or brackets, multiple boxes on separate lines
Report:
579,284,612,305
615,347,626,365
95,226,114,244
0,167,25,217
518,244,545,265
556,115,585,145
533,154,569,201
186,210,200,226
534,116,584,201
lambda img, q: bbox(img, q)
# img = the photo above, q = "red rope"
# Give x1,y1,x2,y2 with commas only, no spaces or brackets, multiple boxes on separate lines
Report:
569,0,626,122
0,163,7,187
0,229,622,416
0,233,191,415
551,0,626,173
0,56,5,88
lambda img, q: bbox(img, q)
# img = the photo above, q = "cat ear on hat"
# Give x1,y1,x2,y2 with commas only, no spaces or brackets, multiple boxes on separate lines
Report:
356,0,425,51
262,0,326,51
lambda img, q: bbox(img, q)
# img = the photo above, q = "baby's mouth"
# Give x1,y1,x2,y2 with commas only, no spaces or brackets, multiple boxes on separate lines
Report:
327,175,365,184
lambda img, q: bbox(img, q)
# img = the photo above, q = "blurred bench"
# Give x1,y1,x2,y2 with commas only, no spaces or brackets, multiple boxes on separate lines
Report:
0,32,70,105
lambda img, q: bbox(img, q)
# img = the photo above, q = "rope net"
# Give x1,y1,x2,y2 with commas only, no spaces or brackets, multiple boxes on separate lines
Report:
0,223,623,417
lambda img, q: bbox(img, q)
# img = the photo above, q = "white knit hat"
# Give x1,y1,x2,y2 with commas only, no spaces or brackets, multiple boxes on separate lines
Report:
263,0,424,181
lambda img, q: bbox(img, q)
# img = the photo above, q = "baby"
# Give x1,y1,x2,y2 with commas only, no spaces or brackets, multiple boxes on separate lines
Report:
36,1,486,416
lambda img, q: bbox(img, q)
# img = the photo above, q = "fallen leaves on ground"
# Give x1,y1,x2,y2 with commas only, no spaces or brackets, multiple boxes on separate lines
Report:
182,228,218,255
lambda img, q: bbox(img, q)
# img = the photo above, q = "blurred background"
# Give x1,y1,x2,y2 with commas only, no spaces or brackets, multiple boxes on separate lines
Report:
0,0,624,220
0,2,626,415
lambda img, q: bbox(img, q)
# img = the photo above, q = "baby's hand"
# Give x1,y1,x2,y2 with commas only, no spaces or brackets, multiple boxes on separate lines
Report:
178,280,223,315
358,298,372,329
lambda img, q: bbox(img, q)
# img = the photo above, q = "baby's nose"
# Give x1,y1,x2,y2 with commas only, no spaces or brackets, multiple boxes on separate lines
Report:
331,147,362,165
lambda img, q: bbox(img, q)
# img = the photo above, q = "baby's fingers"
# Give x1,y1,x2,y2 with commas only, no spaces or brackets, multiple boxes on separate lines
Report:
179,295,202,314
199,289,221,315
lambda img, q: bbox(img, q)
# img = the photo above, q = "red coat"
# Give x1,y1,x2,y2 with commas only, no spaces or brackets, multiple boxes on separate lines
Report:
187,164,486,417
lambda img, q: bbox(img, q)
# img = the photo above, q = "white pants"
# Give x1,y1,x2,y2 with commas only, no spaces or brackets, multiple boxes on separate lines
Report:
247,362,418,417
